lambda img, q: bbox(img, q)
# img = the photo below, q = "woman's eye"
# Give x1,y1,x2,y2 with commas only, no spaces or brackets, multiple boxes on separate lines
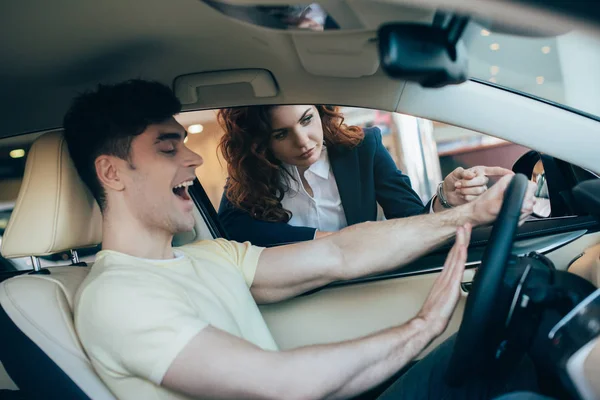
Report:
300,115,313,126
273,131,287,140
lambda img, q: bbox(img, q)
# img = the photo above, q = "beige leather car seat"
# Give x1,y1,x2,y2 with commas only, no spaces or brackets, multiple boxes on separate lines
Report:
0,131,115,399
0,130,214,399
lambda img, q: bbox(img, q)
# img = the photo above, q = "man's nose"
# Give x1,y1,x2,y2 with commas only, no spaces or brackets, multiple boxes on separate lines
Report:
183,146,204,168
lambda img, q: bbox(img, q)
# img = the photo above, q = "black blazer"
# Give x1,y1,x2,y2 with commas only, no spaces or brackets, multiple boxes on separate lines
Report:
218,127,430,247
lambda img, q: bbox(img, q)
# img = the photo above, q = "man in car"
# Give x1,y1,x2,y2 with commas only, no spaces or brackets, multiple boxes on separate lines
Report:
67,80,538,399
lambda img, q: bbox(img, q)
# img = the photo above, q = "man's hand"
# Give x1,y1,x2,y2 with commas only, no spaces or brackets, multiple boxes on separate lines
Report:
443,166,514,207
417,224,471,336
468,174,537,227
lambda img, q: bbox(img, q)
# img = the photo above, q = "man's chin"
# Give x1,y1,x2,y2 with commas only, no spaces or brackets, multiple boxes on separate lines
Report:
176,220,196,234
169,214,196,236
175,227,194,234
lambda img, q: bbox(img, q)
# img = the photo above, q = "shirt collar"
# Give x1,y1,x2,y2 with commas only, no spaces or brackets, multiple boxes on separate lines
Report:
306,146,330,180
282,146,330,194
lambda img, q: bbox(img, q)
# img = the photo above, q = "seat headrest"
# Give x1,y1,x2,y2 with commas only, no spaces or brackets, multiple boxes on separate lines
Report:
1,131,102,258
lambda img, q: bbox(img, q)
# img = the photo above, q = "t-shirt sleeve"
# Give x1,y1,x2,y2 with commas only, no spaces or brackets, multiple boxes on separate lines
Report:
76,273,208,385
187,239,265,287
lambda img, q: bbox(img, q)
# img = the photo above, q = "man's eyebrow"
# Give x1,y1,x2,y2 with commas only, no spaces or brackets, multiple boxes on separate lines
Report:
272,108,313,134
155,132,185,142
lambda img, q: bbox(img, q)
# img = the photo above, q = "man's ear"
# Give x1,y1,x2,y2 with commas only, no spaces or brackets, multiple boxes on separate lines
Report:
95,156,125,192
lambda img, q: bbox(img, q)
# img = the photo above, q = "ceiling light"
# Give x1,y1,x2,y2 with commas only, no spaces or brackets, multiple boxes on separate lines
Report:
489,77,497,83
9,149,25,159
490,43,500,51
481,29,490,36
188,124,204,134
184,136,189,144
490,66,500,75
536,76,545,85
541,46,551,54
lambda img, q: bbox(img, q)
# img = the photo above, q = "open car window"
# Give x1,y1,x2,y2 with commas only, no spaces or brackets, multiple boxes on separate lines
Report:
179,105,592,245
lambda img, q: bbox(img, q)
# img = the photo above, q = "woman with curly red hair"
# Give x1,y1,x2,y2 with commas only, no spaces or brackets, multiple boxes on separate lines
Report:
217,105,511,247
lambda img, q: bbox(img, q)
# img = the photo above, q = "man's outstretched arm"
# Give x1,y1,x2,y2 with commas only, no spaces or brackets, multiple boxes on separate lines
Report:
252,175,535,304
162,226,472,400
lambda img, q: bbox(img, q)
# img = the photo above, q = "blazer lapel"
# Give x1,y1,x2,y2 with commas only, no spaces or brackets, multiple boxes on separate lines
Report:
329,147,362,226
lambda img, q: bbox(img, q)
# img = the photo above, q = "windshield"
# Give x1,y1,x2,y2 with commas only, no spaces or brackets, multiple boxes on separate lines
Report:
468,23,600,119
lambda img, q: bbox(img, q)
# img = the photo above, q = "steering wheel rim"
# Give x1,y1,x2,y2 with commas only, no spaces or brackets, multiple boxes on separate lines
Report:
445,173,529,386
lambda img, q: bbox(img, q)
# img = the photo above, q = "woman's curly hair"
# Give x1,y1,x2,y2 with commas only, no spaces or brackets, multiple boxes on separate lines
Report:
218,105,364,222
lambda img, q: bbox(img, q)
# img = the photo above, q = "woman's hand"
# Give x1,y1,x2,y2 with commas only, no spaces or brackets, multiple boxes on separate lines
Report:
442,166,514,207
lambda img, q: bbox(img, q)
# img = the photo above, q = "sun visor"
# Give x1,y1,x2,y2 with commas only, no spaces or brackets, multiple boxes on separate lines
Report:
292,32,379,78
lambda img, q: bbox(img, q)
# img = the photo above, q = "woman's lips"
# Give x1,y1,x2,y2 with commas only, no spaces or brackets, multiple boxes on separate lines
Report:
298,147,316,160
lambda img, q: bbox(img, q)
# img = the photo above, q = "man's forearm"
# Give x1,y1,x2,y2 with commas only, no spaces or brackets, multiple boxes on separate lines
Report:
254,200,478,304
330,203,474,281
323,317,437,399
163,318,440,400
279,317,438,400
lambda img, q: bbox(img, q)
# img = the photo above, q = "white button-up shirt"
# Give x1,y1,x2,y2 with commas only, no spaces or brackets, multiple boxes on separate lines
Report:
281,147,348,232
281,147,435,234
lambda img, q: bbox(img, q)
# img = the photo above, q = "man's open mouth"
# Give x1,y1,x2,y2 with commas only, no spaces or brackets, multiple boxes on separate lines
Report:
172,180,194,201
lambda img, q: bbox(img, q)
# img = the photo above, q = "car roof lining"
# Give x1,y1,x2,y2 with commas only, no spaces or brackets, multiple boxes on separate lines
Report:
2,0,597,139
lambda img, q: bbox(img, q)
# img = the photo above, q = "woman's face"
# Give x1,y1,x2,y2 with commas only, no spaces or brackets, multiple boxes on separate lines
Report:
268,105,324,168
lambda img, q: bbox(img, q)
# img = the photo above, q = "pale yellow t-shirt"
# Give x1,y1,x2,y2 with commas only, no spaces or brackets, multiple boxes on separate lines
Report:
74,239,277,400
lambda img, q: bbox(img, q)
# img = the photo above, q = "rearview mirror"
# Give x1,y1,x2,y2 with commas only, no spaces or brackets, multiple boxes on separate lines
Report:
377,19,469,88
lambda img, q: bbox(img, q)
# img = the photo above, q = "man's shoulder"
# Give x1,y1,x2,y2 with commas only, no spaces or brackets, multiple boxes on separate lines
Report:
75,259,168,314
178,238,229,256
179,237,227,249
178,238,257,256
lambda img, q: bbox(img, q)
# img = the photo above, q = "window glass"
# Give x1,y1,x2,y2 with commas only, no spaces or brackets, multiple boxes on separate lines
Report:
176,110,226,210
468,23,600,119
182,106,540,226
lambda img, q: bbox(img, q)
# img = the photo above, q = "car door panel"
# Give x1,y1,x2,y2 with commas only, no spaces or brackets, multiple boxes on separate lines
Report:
261,270,473,358
260,229,600,353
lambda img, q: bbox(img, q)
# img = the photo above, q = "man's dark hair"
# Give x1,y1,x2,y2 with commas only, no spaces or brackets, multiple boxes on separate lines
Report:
63,79,182,211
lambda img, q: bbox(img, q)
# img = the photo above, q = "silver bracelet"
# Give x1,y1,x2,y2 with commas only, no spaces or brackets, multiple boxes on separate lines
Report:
437,182,453,209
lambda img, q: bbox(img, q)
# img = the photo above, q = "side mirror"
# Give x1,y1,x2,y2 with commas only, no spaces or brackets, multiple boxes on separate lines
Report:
512,152,551,218
377,16,469,88
531,160,551,218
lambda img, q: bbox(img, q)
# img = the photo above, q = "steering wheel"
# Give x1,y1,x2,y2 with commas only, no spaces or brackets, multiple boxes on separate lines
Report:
445,173,529,386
